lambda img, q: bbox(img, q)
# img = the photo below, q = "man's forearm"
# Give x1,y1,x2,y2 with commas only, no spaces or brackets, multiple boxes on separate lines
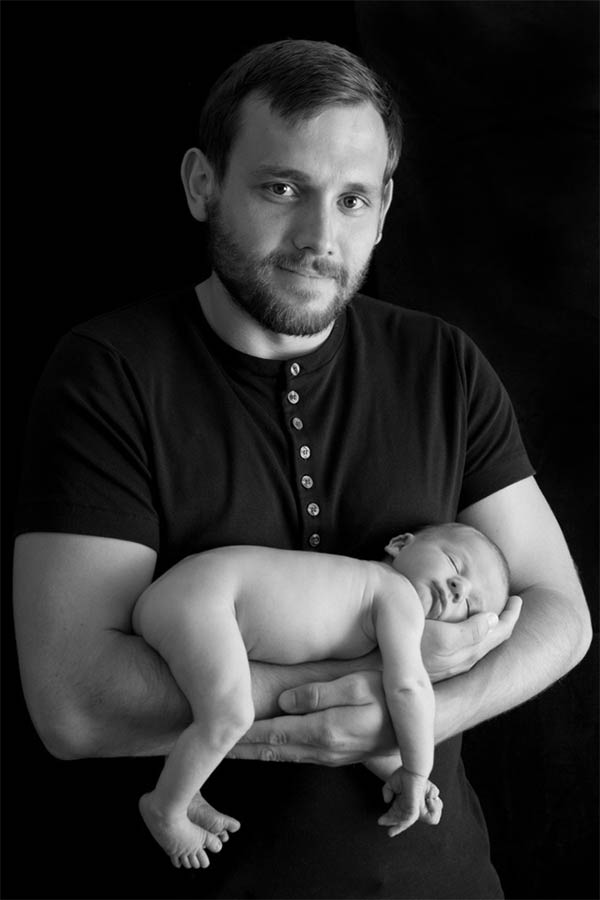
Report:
52,631,191,759
59,630,377,759
434,584,591,744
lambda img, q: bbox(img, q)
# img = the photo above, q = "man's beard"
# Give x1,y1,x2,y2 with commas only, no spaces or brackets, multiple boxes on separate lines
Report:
206,198,372,336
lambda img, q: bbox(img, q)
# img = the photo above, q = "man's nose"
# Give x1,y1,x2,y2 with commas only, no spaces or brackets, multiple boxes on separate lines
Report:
448,575,471,602
291,200,335,256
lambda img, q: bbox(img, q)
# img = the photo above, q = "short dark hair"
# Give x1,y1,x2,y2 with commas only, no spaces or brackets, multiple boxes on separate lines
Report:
415,522,511,594
197,39,403,184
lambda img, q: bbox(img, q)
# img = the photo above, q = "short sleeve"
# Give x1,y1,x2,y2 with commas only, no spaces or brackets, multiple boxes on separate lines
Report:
452,328,535,510
14,332,160,549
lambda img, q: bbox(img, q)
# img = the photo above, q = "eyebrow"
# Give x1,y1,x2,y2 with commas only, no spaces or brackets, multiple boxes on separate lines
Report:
249,165,382,197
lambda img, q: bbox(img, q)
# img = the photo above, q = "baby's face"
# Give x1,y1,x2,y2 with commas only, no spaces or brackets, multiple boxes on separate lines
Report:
388,526,508,622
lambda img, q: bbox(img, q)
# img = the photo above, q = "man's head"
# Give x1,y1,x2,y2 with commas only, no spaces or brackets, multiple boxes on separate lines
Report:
181,40,402,337
385,523,510,622
196,39,402,188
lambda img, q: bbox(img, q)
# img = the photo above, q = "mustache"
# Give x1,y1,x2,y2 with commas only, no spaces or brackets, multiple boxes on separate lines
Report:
266,251,347,282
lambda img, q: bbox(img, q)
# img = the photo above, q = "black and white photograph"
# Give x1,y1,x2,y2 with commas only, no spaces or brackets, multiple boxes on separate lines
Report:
2,2,598,899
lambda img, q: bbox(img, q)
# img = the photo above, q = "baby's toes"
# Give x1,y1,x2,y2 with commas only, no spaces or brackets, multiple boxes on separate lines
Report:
190,849,210,869
223,816,241,834
195,849,210,869
204,832,223,854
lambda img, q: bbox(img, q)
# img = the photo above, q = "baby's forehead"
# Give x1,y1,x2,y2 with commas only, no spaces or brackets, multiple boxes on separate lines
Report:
433,526,495,565
428,524,479,548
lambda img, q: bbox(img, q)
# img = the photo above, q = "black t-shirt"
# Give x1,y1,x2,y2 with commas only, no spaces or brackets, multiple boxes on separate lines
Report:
15,287,534,898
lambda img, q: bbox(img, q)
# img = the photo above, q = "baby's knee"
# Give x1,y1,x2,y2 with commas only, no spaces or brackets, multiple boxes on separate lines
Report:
205,696,254,750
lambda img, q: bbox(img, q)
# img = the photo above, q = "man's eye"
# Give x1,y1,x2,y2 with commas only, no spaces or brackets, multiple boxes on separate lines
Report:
268,183,294,197
340,195,367,210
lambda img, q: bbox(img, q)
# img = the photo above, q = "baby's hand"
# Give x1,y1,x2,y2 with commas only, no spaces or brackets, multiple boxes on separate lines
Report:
378,768,442,837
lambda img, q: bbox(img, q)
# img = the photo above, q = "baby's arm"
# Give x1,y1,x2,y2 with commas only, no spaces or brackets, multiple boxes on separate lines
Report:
371,573,439,835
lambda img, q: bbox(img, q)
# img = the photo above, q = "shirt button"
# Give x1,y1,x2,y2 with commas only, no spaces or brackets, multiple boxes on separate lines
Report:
309,534,321,548
287,390,300,404
292,417,304,430
301,475,313,489
299,445,311,460
290,362,301,376
307,502,320,517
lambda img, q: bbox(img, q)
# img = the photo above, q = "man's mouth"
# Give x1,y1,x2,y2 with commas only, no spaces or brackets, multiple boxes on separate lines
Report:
278,266,333,280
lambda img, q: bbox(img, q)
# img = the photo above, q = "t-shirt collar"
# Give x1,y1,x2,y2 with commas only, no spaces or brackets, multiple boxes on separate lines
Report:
187,286,347,377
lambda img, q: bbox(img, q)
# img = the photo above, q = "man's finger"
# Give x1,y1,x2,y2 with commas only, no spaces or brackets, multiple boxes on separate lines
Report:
484,595,523,648
229,713,355,765
463,595,522,647
461,611,500,647
278,671,379,714
501,594,523,625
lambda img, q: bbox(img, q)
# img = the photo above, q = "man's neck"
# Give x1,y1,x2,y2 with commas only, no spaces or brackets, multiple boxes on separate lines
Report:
195,275,335,361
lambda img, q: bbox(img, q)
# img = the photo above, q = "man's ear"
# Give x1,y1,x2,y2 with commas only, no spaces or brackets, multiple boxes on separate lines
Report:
180,147,217,222
384,531,414,558
375,178,394,245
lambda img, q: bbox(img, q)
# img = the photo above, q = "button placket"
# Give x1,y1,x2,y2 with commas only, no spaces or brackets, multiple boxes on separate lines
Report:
286,361,322,549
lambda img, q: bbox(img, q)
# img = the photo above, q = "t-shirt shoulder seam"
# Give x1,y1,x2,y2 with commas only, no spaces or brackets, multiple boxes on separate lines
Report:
68,328,129,360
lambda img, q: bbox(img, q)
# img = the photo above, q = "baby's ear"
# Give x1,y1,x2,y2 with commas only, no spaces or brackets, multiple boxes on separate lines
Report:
384,533,414,558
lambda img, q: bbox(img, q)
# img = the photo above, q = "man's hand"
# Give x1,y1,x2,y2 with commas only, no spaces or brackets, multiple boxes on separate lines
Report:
231,670,397,766
422,595,523,682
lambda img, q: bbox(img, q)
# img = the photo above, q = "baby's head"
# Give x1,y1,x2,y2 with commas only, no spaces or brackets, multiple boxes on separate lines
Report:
384,522,509,622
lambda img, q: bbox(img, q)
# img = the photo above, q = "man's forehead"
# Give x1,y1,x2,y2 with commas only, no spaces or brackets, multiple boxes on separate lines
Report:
229,92,389,181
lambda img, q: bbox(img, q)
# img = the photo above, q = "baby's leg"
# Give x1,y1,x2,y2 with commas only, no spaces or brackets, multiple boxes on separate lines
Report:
377,767,441,837
137,581,254,868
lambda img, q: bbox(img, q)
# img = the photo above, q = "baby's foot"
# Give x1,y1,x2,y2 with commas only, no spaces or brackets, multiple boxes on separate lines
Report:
139,792,224,869
187,791,241,844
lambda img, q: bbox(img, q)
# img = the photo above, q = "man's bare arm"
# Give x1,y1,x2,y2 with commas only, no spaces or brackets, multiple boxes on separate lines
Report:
13,532,378,759
435,475,591,741
233,477,591,766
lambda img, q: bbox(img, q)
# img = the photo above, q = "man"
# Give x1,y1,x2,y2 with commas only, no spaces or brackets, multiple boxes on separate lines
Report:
13,39,591,899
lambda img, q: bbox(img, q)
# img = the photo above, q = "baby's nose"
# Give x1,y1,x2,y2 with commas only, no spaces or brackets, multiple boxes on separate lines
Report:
448,575,470,602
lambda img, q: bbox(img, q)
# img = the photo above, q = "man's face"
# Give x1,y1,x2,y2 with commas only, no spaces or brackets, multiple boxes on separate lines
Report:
390,527,508,622
205,94,392,336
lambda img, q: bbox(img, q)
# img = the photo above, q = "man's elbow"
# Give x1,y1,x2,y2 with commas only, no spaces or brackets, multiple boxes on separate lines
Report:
26,693,101,761
570,596,593,669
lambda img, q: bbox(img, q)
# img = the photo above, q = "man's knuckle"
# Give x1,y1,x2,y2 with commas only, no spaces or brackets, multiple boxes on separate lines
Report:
346,676,369,704
317,718,341,750
267,730,289,746
259,747,280,762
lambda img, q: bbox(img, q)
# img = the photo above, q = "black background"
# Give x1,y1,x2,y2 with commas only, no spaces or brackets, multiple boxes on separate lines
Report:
2,2,598,898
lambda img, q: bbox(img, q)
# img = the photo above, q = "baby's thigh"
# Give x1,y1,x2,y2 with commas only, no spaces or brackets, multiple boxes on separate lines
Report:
140,587,250,712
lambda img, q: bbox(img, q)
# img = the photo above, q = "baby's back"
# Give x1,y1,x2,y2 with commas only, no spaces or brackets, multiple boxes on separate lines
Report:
219,546,381,664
